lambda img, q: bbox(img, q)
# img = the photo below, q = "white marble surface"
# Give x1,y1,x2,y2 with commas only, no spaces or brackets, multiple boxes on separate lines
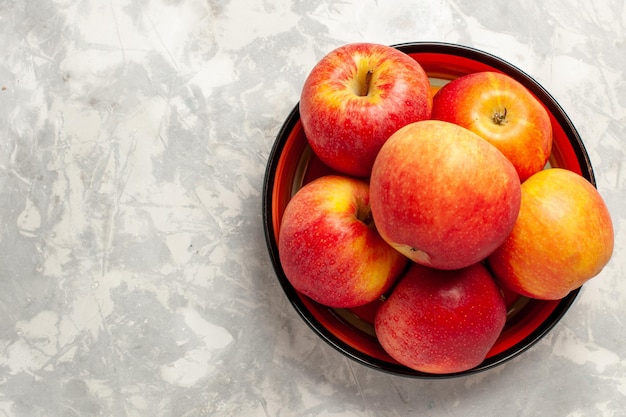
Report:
1,0,625,416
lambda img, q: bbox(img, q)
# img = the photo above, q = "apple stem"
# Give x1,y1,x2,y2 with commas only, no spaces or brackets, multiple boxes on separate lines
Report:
492,107,508,125
359,69,374,97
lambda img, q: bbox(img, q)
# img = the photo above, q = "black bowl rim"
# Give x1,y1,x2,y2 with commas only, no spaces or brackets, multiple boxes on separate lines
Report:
262,41,589,378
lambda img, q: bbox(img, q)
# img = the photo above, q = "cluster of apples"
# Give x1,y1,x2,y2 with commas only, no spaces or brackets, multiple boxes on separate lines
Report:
277,43,614,374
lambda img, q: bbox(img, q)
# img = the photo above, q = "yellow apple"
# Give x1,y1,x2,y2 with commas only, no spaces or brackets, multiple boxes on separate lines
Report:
488,168,614,300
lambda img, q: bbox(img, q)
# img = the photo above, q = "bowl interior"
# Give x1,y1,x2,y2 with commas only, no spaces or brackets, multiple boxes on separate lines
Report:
263,42,591,378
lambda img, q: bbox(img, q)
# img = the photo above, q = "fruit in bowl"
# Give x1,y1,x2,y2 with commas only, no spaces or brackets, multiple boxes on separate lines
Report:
263,42,614,377
375,262,507,374
431,71,553,182
369,119,521,271
299,42,432,178
278,175,407,308
488,167,614,300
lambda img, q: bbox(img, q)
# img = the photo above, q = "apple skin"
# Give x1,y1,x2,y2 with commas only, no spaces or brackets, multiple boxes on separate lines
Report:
488,168,614,300
375,262,507,374
278,175,408,308
432,71,552,182
299,42,432,178
369,120,522,270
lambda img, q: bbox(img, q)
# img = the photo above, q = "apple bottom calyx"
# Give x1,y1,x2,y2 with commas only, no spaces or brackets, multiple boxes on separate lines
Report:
491,107,508,125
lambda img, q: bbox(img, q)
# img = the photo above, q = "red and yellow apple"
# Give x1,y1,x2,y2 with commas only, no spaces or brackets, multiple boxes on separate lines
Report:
369,120,522,270
432,71,552,182
299,42,432,178
375,262,507,374
278,175,408,308
488,168,614,300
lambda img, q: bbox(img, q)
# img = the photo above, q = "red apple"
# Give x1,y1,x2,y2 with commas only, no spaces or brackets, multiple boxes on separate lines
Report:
369,120,522,270
375,262,507,374
299,42,432,178
488,168,614,300
278,175,408,308
432,71,552,182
